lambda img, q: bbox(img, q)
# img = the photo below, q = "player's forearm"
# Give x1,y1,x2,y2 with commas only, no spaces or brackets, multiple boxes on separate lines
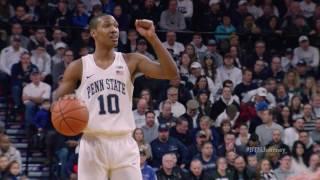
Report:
148,36,179,80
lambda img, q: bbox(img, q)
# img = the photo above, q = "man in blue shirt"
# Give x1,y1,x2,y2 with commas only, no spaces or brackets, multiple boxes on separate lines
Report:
151,124,189,168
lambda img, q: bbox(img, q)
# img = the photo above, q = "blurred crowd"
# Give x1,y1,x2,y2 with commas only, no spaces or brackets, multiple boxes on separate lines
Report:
1,0,320,179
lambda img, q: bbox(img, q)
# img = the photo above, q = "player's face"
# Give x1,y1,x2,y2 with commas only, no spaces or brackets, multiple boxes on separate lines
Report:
92,16,119,48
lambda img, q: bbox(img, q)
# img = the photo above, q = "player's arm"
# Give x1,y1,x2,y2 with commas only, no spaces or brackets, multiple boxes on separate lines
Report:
130,19,179,80
55,60,82,99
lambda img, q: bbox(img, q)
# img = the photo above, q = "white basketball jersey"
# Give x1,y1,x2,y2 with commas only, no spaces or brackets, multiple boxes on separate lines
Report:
76,52,135,135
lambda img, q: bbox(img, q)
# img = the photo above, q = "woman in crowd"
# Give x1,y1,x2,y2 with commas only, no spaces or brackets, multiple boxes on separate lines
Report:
179,52,192,78
277,106,293,128
197,89,212,117
235,123,251,147
133,128,152,160
283,70,301,95
289,95,303,118
211,157,234,179
258,159,277,180
291,141,309,174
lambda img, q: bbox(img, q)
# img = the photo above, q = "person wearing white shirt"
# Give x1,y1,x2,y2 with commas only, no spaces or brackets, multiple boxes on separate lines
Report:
284,118,305,149
300,0,316,18
162,31,185,56
0,35,28,76
133,98,148,128
22,70,51,130
217,53,242,86
159,87,186,118
177,0,193,19
293,36,319,69
31,45,51,81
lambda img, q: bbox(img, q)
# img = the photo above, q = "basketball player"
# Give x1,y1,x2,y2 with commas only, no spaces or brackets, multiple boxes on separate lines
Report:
55,15,178,180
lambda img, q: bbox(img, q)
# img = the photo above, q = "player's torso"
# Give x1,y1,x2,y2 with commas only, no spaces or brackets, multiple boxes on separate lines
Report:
76,52,135,135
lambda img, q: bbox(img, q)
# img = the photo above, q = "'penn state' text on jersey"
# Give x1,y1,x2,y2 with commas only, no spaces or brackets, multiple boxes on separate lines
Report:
76,52,135,135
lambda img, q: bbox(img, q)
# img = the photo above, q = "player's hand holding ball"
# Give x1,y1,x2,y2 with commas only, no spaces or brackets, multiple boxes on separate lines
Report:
51,94,89,136
135,19,156,41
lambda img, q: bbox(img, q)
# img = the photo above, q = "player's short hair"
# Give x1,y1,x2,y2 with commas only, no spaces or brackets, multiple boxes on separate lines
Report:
89,14,112,32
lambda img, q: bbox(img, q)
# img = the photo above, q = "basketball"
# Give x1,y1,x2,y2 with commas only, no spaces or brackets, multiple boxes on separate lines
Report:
51,99,89,136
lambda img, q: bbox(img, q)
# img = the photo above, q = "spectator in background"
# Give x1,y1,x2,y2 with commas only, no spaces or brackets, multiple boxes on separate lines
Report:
48,1,72,28
159,0,186,31
120,29,138,53
235,124,250,147
234,69,258,101
231,0,251,29
156,153,188,180
177,0,193,20
194,141,217,172
188,159,211,180
0,35,28,76
10,52,38,109
31,99,51,132
113,5,129,45
140,146,156,180
211,157,235,179
291,141,309,174
266,129,290,156
284,118,305,149
190,33,207,57
181,99,200,129
234,155,255,179
22,69,51,134
151,124,188,168
293,35,319,70
310,119,320,143
308,153,320,173
10,5,34,26
71,28,94,57
2,160,24,180
170,117,193,146
217,53,242,86
133,128,152,161
136,39,155,60
142,111,158,144
30,44,51,83
197,89,212,118
215,14,236,42
255,108,283,146
139,88,158,111
0,135,21,167
133,98,148,128
204,39,223,68
133,0,160,28
159,87,186,118
47,29,65,56
258,159,277,180
244,40,271,69
9,23,29,49
274,153,297,179
269,56,285,83
215,104,239,128
52,49,74,89
162,31,184,57
71,2,89,28
157,100,177,127
201,0,222,32
51,42,67,65
0,155,9,179
27,28,49,52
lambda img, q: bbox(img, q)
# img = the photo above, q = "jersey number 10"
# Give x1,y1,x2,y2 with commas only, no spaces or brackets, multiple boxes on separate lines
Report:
97,94,120,114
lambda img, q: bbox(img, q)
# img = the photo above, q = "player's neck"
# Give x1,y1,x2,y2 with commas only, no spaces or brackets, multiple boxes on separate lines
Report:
93,47,115,61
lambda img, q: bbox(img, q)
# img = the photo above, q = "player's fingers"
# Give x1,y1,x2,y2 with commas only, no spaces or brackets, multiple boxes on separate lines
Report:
135,19,152,28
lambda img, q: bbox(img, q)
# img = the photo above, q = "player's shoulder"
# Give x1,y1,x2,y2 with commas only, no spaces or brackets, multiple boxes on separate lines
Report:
121,52,142,63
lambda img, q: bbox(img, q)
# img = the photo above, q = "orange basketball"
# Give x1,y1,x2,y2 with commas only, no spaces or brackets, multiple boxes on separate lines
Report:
51,99,89,136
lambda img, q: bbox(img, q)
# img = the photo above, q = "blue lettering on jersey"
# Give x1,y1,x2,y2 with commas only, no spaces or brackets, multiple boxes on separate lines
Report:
87,78,126,99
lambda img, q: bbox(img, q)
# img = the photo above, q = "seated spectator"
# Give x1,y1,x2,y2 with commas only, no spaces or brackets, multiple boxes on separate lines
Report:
181,99,200,129
119,29,138,53
31,100,51,132
0,155,9,179
136,39,155,60
27,28,49,52
281,48,294,72
195,116,220,148
290,95,303,119
132,0,160,27
214,14,236,42
30,44,51,83
216,104,240,128
22,69,51,133
190,33,207,57
246,155,258,174
140,146,156,180
284,15,311,38
187,159,211,179
284,118,305,149
291,141,309,174
210,157,235,179
156,153,188,179
217,53,242,86
258,159,277,180
157,100,177,127
162,31,184,57
210,86,240,121
217,132,241,157
9,23,29,49
47,29,66,56
10,52,38,109
234,155,256,179
266,129,290,155
0,35,28,77
133,98,148,128
113,5,129,44
268,56,285,83
170,117,193,146
293,35,319,71
51,42,67,65
235,124,251,147
2,160,25,180
308,153,320,173
274,153,297,179
193,141,217,172
142,111,159,144
72,2,89,28
151,124,188,168
133,128,152,160
52,49,74,89
197,90,212,118
283,70,301,94
192,76,216,103
244,40,271,69
204,39,223,68
159,87,186,118
238,14,261,35
310,119,320,143
275,84,291,108
0,135,21,167
252,60,270,86
234,69,258,101
277,106,293,129
159,0,186,31
10,5,35,26
298,130,314,157
255,108,283,146
217,120,232,144
70,28,94,57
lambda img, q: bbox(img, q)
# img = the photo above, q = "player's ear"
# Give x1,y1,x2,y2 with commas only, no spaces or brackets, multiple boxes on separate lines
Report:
90,30,96,38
